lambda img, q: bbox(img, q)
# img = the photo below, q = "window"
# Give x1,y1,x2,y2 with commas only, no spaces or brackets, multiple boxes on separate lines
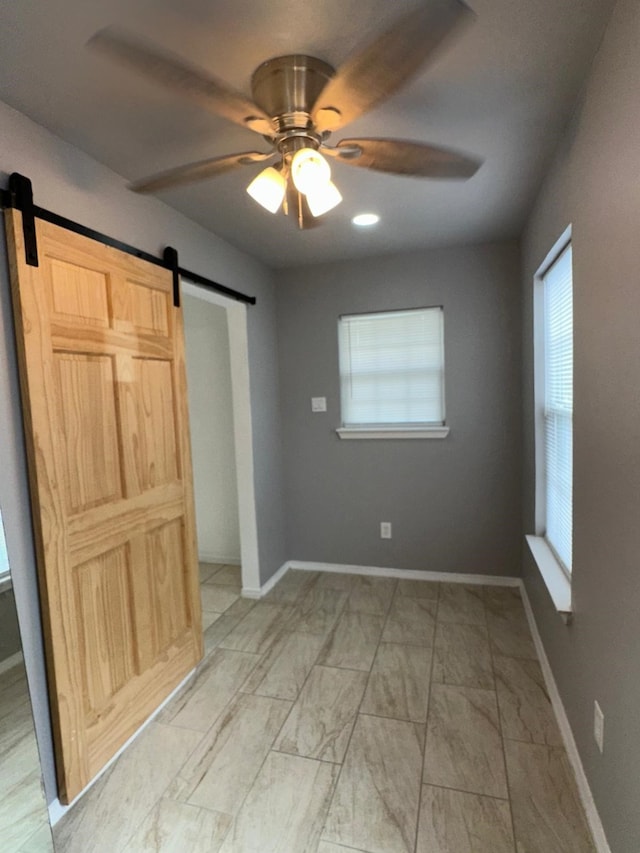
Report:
542,242,573,574
527,234,573,617
337,307,448,439
0,510,10,592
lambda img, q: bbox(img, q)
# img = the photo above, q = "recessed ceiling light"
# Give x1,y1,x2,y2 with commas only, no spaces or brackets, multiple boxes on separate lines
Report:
352,213,380,227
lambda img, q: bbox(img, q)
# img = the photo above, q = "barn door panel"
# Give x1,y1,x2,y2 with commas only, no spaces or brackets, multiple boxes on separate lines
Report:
5,210,202,803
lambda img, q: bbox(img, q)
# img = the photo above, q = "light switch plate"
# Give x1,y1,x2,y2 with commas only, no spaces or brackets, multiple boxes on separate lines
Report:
311,397,327,412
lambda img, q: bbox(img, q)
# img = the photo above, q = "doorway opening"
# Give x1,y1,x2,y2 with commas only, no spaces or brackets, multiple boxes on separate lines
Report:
181,281,260,600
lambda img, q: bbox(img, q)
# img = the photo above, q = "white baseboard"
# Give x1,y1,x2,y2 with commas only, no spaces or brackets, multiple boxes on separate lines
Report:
519,583,611,853
289,560,520,587
48,666,197,826
199,553,241,566
242,559,520,600
241,560,290,599
0,649,23,676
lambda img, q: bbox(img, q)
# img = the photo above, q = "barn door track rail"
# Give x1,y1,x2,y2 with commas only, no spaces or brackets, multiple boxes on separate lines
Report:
1,172,256,307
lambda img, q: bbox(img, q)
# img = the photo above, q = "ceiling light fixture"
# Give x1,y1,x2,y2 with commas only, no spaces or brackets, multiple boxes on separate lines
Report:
247,146,343,218
246,166,287,213
94,2,482,232
306,181,343,217
352,213,380,227
291,148,331,195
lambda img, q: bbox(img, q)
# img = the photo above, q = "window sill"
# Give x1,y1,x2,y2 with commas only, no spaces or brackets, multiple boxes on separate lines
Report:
0,574,12,594
526,535,572,623
336,426,450,440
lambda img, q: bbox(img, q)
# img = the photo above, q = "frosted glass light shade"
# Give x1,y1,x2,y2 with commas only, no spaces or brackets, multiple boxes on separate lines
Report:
291,148,331,195
246,166,286,213
306,180,343,217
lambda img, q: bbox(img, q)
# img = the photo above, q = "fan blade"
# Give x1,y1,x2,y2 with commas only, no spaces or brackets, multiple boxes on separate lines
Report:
284,183,322,230
88,28,275,135
130,151,274,193
331,138,481,178
311,0,473,133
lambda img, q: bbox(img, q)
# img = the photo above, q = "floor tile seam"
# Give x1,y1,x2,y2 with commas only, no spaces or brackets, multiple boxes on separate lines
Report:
258,634,339,764
293,621,343,639
317,579,401,846
216,626,284,656
165,650,267,743
205,574,242,586
201,605,238,616
319,841,370,853
345,607,390,617
200,583,242,613
169,689,247,776
489,649,540,663
434,617,489,630
294,594,350,618
179,793,235,822
179,685,296,807
501,735,569,753
436,619,490,642
484,598,519,853
419,780,512,803
492,670,562,745
202,578,242,590
200,591,249,641
274,661,369,764
247,630,331,699
203,701,296,838
501,732,565,748
414,586,440,853
351,707,428,726
430,673,496,691
270,746,344,766
202,619,243,654
112,723,217,853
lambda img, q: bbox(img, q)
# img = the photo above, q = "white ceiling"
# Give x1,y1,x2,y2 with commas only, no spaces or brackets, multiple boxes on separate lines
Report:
0,0,615,268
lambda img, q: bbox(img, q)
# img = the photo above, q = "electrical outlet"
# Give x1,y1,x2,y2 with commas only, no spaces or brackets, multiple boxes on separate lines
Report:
311,397,327,412
594,700,604,753
380,522,392,539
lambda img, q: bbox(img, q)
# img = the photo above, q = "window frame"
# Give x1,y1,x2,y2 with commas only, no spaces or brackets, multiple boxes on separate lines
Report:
528,226,573,618
336,305,449,440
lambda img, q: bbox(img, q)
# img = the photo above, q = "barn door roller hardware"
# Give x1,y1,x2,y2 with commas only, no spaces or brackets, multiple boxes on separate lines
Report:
163,246,181,308
1,172,256,306
2,174,39,267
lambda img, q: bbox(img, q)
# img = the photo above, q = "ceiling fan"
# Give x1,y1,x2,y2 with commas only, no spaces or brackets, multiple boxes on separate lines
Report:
88,0,481,230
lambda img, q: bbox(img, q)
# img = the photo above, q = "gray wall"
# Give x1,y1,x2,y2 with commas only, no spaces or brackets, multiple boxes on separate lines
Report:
277,241,522,575
521,0,639,849
0,99,287,803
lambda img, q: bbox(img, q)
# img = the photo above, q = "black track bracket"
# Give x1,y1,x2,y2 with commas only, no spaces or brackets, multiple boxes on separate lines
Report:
163,246,181,308
8,173,39,267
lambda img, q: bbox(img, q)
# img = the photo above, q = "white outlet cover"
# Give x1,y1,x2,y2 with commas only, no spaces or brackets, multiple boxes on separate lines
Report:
311,397,327,412
380,522,392,539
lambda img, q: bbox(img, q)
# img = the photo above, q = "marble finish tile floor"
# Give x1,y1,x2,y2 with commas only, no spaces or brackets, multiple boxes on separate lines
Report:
53,563,596,853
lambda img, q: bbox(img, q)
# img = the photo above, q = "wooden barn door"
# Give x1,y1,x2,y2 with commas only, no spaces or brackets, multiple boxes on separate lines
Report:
5,210,202,803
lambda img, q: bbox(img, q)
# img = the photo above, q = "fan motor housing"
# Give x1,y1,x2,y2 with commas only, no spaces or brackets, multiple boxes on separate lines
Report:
251,55,335,132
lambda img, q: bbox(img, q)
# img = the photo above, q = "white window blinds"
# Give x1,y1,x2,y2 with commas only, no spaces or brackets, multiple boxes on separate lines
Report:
338,307,445,427
543,244,573,573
